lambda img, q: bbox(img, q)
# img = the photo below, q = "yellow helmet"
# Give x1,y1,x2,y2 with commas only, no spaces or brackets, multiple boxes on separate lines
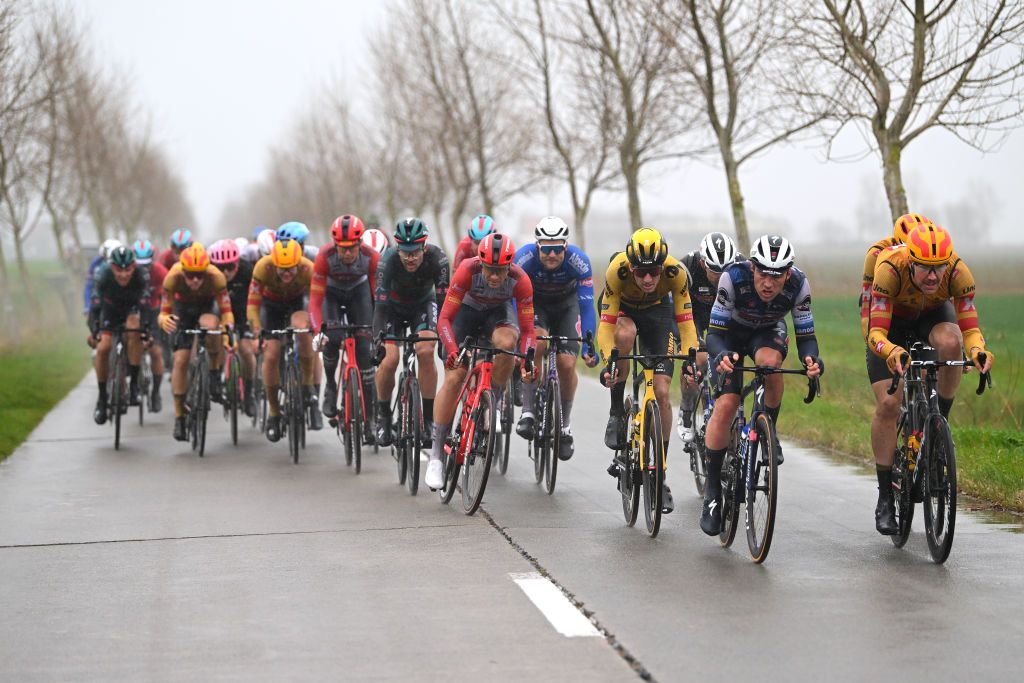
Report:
271,239,303,268
906,225,954,266
179,243,210,273
893,213,933,243
625,227,668,268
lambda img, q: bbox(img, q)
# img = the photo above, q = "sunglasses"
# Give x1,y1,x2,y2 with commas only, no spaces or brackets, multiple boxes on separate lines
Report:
482,265,509,277
218,263,238,272
277,267,297,277
538,244,566,256
184,271,205,281
111,264,135,274
633,266,663,279
912,262,948,277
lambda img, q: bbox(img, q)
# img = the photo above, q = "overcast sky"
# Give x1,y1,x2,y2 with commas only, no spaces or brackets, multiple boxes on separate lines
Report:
81,0,1024,244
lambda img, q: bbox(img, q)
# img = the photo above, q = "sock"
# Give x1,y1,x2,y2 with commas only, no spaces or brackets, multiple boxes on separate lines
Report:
378,401,390,421
98,381,108,401
560,397,573,423
680,390,696,413
705,447,726,496
610,382,625,415
324,357,338,392
521,380,536,413
423,398,434,422
267,386,280,416
173,394,185,417
766,404,780,428
493,384,505,403
937,396,954,419
876,464,892,493
128,365,140,386
431,422,451,462
152,372,162,394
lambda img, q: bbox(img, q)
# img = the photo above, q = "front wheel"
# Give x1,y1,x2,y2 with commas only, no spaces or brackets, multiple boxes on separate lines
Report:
346,367,363,474
922,415,957,564
745,412,779,563
285,359,301,464
542,378,560,495
619,397,640,527
641,400,664,537
226,354,241,446
689,386,710,495
497,379,513,475
405,377,422,495
719,420,742,548
462,389,496,514
112,349,126,451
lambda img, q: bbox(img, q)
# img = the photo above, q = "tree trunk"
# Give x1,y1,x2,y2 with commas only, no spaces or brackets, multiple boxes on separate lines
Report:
722,155,750,254
47,204,67,265
13,230,39,311
573,205,588,252
621,144,643,229
880,141,909,221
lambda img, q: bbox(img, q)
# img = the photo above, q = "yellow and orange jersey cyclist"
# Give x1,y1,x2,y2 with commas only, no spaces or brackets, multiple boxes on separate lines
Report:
158,243,234,442
859,213,933,339
247,238,319,441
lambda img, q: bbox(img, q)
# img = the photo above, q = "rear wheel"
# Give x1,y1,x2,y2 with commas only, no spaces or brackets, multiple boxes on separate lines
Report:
690,386,710,495
923,415,957,564
641,400,664,537
745,412,779,563
112,347,126,451
406,378,421,496
542,379,560,495
226,354,241,446
286,359,301,464
619,397,640,527
719,421,742,548
498,379,513,475
346,367,363,474
462,389,496,514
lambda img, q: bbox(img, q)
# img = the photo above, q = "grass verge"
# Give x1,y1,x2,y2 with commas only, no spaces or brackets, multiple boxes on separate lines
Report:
0,329,91,461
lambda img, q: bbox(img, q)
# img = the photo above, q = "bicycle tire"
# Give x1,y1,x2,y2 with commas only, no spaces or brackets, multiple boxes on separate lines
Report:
532,383,546,484
196,354,210,457
891,414,915,548
462,388,496,514
719,421,742,548
543,378,560,495
394,376,409,485
347,367,363,474
620,397,640,527
498,379,512,475
642,400,664,537
745,412,779,563
111,345,126,450
406,377,421,495
690,386,710,496
254,354,265,430
227,354,241,446
440,393,467,504
286,358,301,464
922,414,957,564
138,353,149,427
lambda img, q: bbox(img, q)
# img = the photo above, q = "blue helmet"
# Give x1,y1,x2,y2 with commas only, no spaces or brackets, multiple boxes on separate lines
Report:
170,228,192,249
251,225,268,240
468,215,495,241
133,239,155,264
276,221,310,245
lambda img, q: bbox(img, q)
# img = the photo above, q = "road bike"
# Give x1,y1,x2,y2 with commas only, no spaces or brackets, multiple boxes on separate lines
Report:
222,331,253,446
715,363,819,563
680,349,713,496
261,327,311,464
494,377,514,475
606,346,695,537
374,328,430,495
181,327,230,457
530,331,593,495
137,343,152,427
439,337,534,515
323,313,373,474
102,324,148,450
886,342,990,563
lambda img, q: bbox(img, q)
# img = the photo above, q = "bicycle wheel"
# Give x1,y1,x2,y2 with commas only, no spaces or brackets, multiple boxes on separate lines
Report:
254,354,264,430
498,379,512,475
690,387,710,495
719,421,742,548
462,388,496,514
641,400,664,537
620,397,640,527
922,414,957,564
112,347,126,451
227,354,241,446
138,354,150,427
196,355,210,457
890,416,915,548
532,384,546,484
285,359,301,464
543,378,560,495
745,412,779,563
439,407,464,505
394,377,409,485
406,378,421,496
346,367,363,474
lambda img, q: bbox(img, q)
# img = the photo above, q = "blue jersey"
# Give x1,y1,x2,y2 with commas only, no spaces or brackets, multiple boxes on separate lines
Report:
514,243,596,344
83,255,105,314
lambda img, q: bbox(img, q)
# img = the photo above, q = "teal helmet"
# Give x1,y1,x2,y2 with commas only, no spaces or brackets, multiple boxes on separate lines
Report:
394,218,429,250
109,245,136,269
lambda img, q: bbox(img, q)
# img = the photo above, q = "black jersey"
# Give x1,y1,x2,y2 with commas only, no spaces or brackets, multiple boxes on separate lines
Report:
374,244,450,308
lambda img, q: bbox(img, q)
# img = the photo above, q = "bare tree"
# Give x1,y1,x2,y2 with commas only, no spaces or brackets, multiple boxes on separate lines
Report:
788,0,1024,220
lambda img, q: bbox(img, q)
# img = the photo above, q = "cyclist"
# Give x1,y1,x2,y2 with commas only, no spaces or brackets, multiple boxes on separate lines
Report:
209,239,257,417
676,232,740,442
452,214,495,271
158,228,193,270
309,215,379,441
860,213,933,340
429,233,536,490
133,239,167,412
84,238,123,315
598,228,698,514
87,246,151,424
513,216,597,460
362,228,390,256
249,239,320,441
372,218,449,446
699,235,823,535
158,244,235,442
866,224,993,534
277,221,319,261
242,229,273,264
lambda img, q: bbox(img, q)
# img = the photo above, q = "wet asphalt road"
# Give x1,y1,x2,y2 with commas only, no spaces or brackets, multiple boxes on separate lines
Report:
1,373,1022,681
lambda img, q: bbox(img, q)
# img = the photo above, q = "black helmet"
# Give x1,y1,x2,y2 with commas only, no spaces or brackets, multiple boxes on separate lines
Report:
394,218,429,250
109,245,136,269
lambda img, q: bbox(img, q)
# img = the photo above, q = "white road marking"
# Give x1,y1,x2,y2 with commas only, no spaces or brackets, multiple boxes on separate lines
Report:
509,572,601,638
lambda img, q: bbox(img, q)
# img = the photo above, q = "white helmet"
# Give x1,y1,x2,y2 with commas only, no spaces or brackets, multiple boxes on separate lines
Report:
100,239,123,260
234,237,250,251
749,234,795,275
256,229,276,257
362,228,388,255
699,232,738,272
534,216,569,242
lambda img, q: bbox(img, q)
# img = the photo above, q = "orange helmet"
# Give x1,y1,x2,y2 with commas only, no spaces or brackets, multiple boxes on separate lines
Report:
180,243,210,272
893,213,933,243
906,225,954,266
271,238,303,268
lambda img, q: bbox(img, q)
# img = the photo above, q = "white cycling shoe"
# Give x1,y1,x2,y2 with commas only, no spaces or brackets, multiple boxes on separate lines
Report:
425,459,445,490
676,407,695,443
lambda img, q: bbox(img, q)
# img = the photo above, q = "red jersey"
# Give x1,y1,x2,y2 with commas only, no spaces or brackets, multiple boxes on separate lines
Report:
146,262,168,309
452,236,477,272
157,248,178,270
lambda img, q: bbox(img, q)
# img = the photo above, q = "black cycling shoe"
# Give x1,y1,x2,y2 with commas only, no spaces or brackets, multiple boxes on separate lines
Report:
363,424,376,446
322,385,337,418
604,414,626,450
606,455,624,479
266,415,282,443
241,387,254,417
661,483,674,514
209,373,223,403
376,412,394,447
93,398,108,425
308,402,323,431
128,383,141,407
557,429,574,461
875,493,898,535
150,388,163,414
420,420,433,449
516,414,536,441
173,416,188,442
700,490,723,536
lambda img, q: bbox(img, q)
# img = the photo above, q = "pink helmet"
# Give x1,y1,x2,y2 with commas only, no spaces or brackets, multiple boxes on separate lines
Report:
208,238,240,265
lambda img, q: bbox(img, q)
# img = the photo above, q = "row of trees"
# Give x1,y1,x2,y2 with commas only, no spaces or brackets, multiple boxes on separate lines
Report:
222,0,1024,254
0,1,194,316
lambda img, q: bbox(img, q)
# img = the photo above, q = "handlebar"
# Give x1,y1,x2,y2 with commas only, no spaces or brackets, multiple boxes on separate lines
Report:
456,336,535,373
260,327,311,339
885,349,992,396
537,330,595,355
321,321,373,333
715,361,821,404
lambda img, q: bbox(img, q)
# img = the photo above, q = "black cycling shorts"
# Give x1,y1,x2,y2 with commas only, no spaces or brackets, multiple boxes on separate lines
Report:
171,300,217,351
534,297,582,355
865,301,957,384
380,299,438,339
710,320,790,395
97,302,141,334
321,286,373,369
260,296,308,333
444,300,518,358
618,297,680,377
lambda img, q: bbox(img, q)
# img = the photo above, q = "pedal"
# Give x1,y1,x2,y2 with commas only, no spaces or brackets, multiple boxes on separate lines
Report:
328,417,338,428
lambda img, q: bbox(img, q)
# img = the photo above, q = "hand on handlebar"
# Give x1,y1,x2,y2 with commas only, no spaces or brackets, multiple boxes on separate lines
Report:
86,331,99,349
312,332,328,353
583,351,598,368
803,355,823,379
159,313,178,334
445,350,463,371
885,347,907,375
715,351,739,374
970,347,994,374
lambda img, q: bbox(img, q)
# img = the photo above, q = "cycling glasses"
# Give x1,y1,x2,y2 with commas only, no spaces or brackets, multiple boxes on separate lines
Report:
632,266,663,279
184,271,205,281
911,262,948,278
482,264,509,277
216,262,237,273
537,244,565,256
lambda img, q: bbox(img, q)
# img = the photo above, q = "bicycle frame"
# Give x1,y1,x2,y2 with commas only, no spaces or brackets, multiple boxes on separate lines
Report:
323,316,371,431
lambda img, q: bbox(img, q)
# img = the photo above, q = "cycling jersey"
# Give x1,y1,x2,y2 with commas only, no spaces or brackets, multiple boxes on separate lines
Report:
82,255,105,314
373,245,449,337
679,250,744,336
157,248,179,271
438,257,535,357
867,245,985,361
707,260,819,363
452,236,477,271
142,262,168,310
860,236,899,339
87,264,151,333
309,243,379,331
513,243,596,346
596,252,697,363
219,259,253,332
246,255,314,328
160,263,234,326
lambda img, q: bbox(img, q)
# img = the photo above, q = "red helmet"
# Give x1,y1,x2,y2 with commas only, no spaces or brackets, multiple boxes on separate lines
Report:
331,215,365,246
208,238,240,265
478,233,515,266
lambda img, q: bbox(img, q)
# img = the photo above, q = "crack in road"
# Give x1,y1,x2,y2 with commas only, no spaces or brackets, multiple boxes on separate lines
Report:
480,507,658,682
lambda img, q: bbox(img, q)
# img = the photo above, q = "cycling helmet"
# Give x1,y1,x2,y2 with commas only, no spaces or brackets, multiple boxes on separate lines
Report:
749,235,795,275
362,228,389,255
394,218,429,250
256,229,276,257
468,215,495,241
893,213,933,244
234,237,249,251
625,228,668,268
534,216,569,242
251,225,268,240
132,239,155,265
699,232,737,272
180,243,210,273
109,245,136,269
271,239,303,268
209,238,240,265
100,239,123,261
906,224,954,266
478,233,515,266
277,221,310,245
170,228,193,249
331,215,365,246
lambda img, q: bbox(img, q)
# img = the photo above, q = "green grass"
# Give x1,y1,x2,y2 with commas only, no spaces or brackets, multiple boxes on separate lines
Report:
0,329,91,460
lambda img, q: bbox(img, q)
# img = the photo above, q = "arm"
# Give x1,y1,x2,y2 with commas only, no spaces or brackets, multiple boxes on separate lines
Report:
669,264,698,356
573,249,597,353
790,277,820,364
434,248,450,310
949,259,990,364
705,271,737,359
308,251,328,331
866,260,902,367
512,272,535,354
246,273,264,331
859,245,882,340
596,259,622,364
437,263,471,358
